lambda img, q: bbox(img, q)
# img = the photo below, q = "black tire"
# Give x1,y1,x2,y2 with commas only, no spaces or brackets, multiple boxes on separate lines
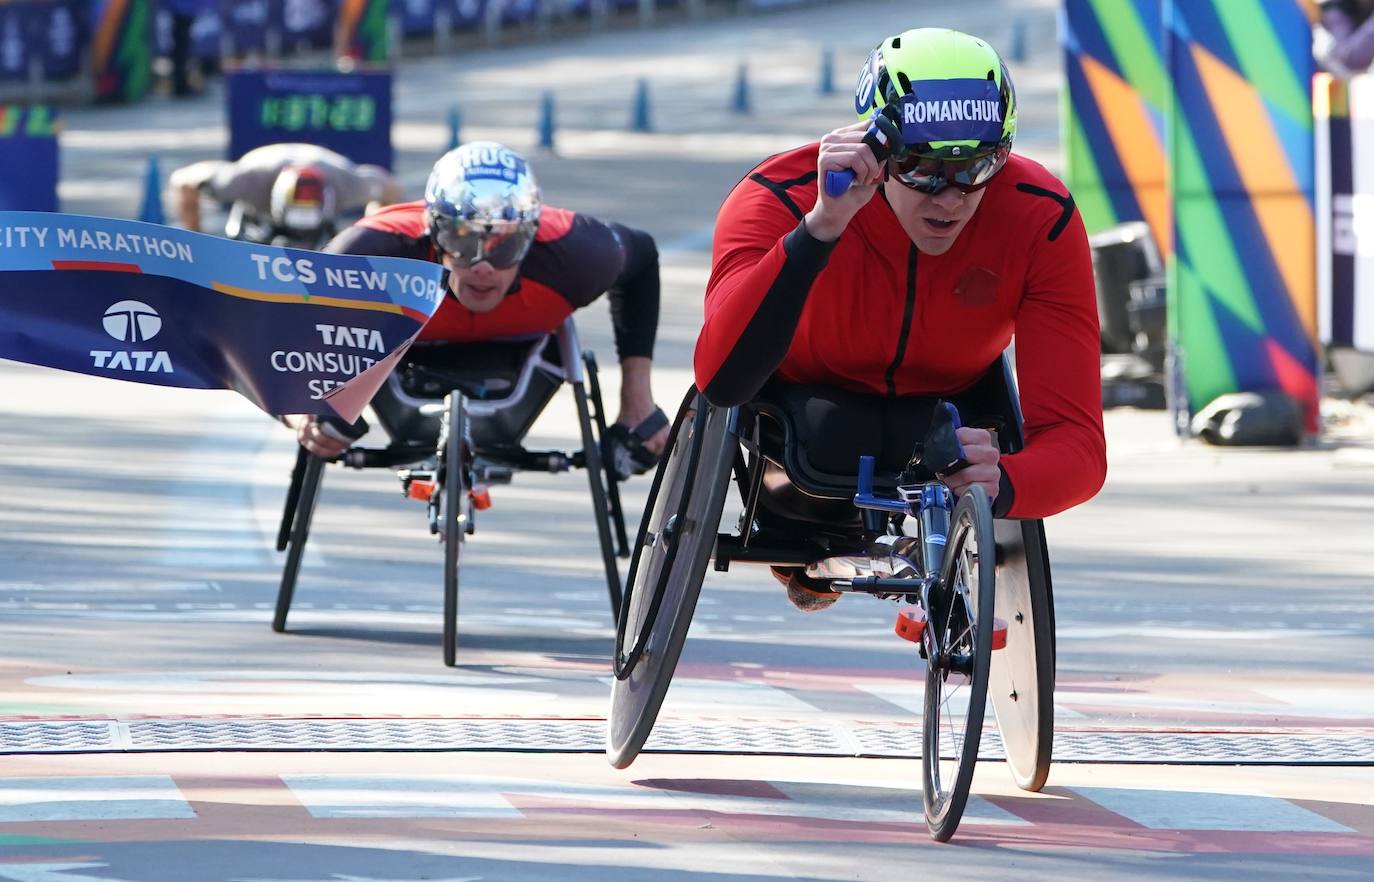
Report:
276,445,309,552
441,393,467,667
606,389,733,769
922,484,996,842
583,352,630,557
988,518,1056,791
574,380,622,619
273,452,325,633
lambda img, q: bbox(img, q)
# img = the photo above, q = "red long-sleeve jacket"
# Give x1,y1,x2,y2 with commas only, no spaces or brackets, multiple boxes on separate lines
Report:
694,146,1106,519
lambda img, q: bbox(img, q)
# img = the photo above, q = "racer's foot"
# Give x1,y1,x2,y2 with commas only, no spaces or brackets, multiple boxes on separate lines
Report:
770,566,841,612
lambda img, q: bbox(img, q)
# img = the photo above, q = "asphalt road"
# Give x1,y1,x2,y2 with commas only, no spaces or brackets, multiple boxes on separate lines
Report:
2,1,1373,879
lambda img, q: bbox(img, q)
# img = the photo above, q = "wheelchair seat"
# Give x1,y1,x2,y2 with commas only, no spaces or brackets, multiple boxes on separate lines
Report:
743,361,1025,530
371,333,567,451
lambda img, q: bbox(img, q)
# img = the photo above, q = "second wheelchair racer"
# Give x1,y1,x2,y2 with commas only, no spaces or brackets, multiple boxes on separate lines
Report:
170,142,402,249
286,141,670,478
694,27,1107,609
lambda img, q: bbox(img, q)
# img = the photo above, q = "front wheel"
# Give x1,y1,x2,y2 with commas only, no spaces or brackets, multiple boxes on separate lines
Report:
440,392,468,667
922,484,996,842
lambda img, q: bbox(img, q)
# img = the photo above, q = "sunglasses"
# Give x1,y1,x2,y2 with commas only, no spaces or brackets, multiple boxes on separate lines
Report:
888,146,1009,195
433,220,536,269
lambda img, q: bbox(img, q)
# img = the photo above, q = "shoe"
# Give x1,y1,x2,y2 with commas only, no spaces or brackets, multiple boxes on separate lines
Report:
770,566,841,612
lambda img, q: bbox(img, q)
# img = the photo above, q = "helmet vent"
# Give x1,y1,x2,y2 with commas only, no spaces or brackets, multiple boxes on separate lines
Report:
987,70,995,80
896,71,913,95
891,36,901,49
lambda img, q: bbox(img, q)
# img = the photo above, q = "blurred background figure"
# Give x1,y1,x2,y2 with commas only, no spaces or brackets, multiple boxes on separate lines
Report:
160,0,214,97
1315,0,1374,76
169,142,402,249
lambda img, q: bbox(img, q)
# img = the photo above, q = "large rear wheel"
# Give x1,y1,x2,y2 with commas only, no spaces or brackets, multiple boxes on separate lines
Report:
987,518,1056,791
922,484,996,842
606,389,733,769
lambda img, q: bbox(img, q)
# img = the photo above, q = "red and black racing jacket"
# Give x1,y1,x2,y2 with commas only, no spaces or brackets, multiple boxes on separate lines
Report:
694,146,1106,519
328,200,659,358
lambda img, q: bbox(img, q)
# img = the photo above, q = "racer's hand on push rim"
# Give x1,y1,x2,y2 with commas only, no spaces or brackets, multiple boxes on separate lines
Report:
805,119,885,242
940,426,1000,503
284,415,351,460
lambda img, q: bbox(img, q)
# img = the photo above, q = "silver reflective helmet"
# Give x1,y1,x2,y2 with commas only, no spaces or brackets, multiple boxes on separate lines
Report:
424,141,542,267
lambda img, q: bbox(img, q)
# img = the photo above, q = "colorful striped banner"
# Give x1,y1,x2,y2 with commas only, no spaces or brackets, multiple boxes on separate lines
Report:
1167,0,1319,432
1063,0,1320,434
91,0,154,103
339,0,391,64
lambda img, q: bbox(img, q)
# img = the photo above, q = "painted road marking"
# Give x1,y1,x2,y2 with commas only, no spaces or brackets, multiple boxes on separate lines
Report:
852,682,1088,720
283,775,523,819
1071,787,1356,833
598,677,818,713
0,776,194,822
1252,687,1374,720
0,864,141,882
282,773,1028,825
763,779,1028,826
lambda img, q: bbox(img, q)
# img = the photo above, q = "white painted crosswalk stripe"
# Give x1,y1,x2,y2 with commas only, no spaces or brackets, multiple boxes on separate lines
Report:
283,774,522,819
1071,787,1355,832
598,677,818,713
0,776,194,822
853,682,1088,719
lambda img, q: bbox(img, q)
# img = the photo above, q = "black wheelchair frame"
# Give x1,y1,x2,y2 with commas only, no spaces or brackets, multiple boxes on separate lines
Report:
272,317,630,666
606,355,1057,841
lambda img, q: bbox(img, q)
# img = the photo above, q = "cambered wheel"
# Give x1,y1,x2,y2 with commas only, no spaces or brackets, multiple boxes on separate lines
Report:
988,518,1056,791
922,484,996,842
440,392,468,667
606,388,733,769
273,449,326,633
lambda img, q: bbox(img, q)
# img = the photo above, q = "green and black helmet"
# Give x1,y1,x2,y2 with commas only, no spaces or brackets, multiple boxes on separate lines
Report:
854,28,1017,192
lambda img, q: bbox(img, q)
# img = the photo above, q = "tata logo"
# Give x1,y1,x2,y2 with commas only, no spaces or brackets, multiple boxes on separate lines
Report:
92,300,173,373
102,300,162,343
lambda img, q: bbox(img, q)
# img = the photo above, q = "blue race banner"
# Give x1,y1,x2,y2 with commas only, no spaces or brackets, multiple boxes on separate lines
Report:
36,0,85,80
0,211,444,421
227,68,394,169
0,4,29,82
279,0,336,53
399,0,437,36
220,0,273,57
0,106,60,212
449,0,486,30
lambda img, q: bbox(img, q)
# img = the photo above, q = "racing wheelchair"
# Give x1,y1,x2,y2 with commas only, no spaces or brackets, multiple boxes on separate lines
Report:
607,356,1056,842
272,317,629,666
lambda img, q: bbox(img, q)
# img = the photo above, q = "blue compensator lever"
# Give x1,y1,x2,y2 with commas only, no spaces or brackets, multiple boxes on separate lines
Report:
853,454,908,514
824,112,904,197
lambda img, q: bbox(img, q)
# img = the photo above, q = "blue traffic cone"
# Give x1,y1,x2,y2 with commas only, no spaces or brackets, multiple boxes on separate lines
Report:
732,62,751,114
138,156,165,225
538,91,556,152
631,78,651,133
447,105,462,151
1008,18,1027,64
819,47,835,95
